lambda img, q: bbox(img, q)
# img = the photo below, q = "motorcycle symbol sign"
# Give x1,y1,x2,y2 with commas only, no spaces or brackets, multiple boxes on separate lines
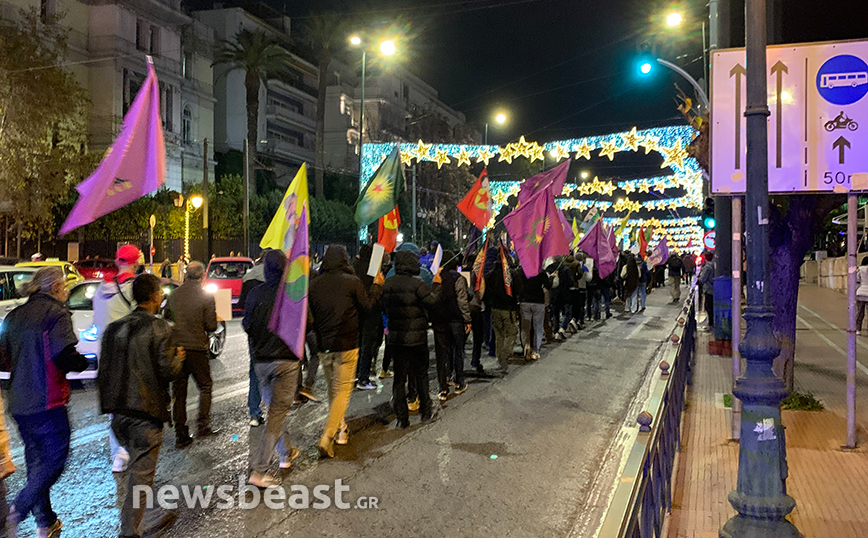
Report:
825,111,859,132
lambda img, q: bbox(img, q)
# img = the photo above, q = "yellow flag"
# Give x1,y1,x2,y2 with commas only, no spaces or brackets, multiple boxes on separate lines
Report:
571,217,581,248
615,210,632,237
259,163,310,251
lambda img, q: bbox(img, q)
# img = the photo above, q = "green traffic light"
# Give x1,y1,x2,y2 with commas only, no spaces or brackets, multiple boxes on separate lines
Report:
640,62,652,75
704,216,716,229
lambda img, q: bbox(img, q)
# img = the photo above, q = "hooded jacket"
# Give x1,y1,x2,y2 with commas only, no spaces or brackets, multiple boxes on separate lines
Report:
352,245,384,340
515,268,550,304
93,272,136,334
238,263,265,312
99,308,183,424
381,251,439,346
385,243,434,285
0,293,88,416
243,261,299,362
484,257,516,311
309,246,381,352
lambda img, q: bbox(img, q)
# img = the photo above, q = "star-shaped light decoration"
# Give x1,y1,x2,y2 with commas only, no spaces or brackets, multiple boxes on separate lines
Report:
659,140,690,172
514,136,534,158
493,190,510,207
620,127,642,152
455,147,472,167
498,145,516,164
654,181,666,194
400,150,414,166
549,143,570,161
433,148,452,169
477,147,498,166
598,139,619,161
577,182,593,196
622,182,636,195
599,179,617,196
528,144,545,163
413,139,433,161
638,181,651,194
640,135,660,155
573,139,593,160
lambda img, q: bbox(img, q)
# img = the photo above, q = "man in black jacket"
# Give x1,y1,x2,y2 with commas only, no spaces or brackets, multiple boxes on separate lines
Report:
485,252,517,375
99,274,184,538
667,253,684,303
430,252,471,401
380,250,439,428
309,245,382,457
164,261,218,448
243,250,301,487
352,244,384,390
515,267,551,360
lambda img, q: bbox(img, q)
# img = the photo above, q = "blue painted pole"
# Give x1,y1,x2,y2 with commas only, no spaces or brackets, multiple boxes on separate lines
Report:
720,0,801,536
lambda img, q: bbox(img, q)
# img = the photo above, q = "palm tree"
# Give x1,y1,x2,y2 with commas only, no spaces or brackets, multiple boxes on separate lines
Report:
213,29,291,167
304,13,347,199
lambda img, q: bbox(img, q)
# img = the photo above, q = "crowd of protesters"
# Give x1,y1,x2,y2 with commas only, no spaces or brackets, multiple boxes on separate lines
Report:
0,238,705,537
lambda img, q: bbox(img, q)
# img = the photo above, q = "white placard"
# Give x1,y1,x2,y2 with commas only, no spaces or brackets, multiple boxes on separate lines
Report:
430,245,443,276
712,39,868,194
368,243,386,277
584,258,594,275
460,271,471,287
215,289,232,321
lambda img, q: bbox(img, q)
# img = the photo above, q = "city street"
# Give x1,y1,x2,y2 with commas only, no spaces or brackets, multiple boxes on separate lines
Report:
3,289,683,538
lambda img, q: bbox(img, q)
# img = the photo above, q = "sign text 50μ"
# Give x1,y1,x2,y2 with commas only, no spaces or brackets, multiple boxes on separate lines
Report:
711,39,868,194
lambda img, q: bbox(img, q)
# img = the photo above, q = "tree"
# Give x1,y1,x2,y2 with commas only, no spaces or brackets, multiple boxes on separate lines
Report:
303,13,347,199
0,8,94,244
213,29,292,167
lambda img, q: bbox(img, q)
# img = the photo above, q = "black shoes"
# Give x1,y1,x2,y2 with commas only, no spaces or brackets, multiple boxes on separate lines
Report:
176,434,193,449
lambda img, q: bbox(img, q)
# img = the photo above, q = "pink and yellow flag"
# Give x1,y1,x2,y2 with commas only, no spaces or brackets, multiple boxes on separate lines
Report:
269,205,309,359
60,58,165,235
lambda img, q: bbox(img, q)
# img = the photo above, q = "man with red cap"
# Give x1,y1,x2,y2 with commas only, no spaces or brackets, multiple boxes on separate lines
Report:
93,244,143,474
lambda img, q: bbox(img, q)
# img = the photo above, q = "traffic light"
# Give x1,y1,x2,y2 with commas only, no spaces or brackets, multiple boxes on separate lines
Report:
637,41,656,76
702,197,716,230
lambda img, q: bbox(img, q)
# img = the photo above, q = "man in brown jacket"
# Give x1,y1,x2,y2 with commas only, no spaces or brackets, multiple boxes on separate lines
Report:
164,261,218,448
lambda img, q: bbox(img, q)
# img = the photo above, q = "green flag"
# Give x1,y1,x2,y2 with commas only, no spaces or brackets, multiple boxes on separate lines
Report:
355,145,405,227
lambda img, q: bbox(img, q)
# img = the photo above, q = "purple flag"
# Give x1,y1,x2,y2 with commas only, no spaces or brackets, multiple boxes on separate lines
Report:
504,186,569,277
646,237,670,267
269,206,309,358
559,209,575,246
576,220,618,279
517,160,570,205
60,59,166,235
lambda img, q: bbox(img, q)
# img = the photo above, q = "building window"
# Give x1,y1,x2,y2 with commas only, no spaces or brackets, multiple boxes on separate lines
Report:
40,0,55,23
149,26,160,56
160,84,173,132
182,106,192,144
183,52,193,80
136,20,146,51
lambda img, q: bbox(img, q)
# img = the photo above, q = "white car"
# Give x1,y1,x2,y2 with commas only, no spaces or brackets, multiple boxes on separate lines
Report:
0,266,36,318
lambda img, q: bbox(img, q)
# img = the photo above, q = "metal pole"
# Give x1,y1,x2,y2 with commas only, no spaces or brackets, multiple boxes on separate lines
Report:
656,58,710,110
731,196,742,440
702,21,709,89
243,139,250,257
358,50,366,249
184,203,191,260
721,0,800,535
202,138,210,261
484,123,489,145
412,164,417,244
847,193,857,448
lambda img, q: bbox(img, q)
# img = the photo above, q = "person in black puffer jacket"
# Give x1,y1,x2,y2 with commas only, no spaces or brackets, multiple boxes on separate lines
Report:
429,252,471,400
380,250,440,428
352,245,385,390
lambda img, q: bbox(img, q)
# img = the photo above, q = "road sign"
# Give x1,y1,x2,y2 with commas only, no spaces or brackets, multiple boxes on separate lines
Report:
711,39,868,194
703,231,716,251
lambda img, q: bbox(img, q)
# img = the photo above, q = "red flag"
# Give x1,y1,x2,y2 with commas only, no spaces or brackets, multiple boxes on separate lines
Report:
457,169,492,230
472,237,489,292
500,244,513,296
378,205,401,252
639,226,648,258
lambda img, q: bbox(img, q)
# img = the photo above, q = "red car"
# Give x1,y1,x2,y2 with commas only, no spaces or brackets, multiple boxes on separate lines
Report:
74,258,119,281
203,257,254,312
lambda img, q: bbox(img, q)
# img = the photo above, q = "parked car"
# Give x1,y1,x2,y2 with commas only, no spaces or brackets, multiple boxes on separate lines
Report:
203,257,254,314
16,260,85,287
74,258,118,281
0,266,37,319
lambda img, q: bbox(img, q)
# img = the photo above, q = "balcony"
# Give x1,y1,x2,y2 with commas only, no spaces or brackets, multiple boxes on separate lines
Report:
265,105,316,132
263,139,314,163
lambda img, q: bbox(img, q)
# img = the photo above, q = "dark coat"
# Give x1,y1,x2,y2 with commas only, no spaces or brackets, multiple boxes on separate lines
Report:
309,246,381,352
484,258,516,311
0,293,88,416
99,308,183,424
164,279,218,351
243,280,299,362
380,251,439,347
515,269,550,304
624,258,640,296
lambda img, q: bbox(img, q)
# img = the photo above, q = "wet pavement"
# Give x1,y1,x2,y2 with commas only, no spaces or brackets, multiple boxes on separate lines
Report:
4,289,684,538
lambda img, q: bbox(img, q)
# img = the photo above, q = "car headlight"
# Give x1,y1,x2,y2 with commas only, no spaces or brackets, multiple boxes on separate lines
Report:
205,283,218,293
81,324,99,342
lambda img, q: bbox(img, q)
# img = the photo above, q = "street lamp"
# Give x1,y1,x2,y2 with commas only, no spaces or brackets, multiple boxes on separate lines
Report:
580,171,590,179
485,111,508,145
666,12,683,27
184,195,203,260
379,39,396,56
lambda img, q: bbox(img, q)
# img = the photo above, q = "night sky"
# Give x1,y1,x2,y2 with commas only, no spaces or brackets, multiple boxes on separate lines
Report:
264,0,866,147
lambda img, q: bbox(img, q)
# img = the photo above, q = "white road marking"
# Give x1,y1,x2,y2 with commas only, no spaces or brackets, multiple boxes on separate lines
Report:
796,315,868,377
436,433,451,484
799,303,868,354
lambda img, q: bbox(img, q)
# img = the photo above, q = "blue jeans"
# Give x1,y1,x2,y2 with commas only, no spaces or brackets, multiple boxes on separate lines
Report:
638,283,647,310
13,407,70,528
520,302,546,353
248,340,262,419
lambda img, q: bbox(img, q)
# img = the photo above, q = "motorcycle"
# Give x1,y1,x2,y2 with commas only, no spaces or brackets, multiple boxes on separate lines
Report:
825,114,858,132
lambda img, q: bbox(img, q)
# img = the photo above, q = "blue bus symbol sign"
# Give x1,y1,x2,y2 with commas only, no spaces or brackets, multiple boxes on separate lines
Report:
816,54,868,105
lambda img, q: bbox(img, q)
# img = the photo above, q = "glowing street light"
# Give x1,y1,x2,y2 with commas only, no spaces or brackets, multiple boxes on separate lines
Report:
666,12,683,27
184,195,204,259
379,39,397,56
495,113,507,124
581,171,590,179
349,35,362,46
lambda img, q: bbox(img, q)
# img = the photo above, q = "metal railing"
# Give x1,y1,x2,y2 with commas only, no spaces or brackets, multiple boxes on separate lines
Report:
597,286,697,538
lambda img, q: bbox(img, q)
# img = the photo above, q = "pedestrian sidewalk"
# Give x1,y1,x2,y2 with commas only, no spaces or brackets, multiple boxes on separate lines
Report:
666,283,868,538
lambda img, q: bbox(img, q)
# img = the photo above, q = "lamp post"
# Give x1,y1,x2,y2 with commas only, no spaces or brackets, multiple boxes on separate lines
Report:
184,195,203,260
484,112,508,145
720,0,801,536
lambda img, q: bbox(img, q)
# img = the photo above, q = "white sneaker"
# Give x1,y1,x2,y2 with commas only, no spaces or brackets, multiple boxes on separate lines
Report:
858,330,862,335
558,328,567,339
279,447,300,469
248,471,280,488
112,449,130,473
336,422,349,446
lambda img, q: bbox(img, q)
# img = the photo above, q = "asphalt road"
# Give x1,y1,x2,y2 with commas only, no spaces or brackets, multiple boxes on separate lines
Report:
3,287,683,538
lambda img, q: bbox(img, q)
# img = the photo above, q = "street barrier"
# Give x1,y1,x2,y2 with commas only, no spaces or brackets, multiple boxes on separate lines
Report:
596,286,697,538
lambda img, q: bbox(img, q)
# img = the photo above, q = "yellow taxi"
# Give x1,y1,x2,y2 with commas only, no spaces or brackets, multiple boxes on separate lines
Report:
16,259,86,287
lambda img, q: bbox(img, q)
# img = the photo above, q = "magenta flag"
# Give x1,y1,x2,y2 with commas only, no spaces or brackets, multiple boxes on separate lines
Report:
646,237,670,267
517,160,570,205
576,220,618,279
559,209,575,246
60,59,166,235
504,187,569,277
269,206,309,358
